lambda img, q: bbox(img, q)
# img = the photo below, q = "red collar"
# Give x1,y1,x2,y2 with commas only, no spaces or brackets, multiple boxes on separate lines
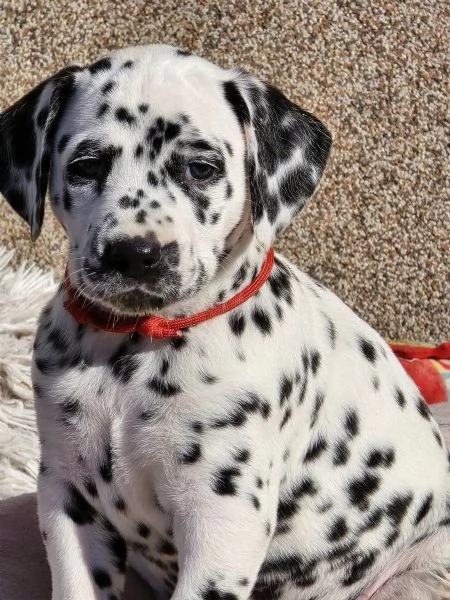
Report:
63,248,275,339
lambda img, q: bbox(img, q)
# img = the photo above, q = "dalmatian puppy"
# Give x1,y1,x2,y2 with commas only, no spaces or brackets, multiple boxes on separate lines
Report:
0,45,449,600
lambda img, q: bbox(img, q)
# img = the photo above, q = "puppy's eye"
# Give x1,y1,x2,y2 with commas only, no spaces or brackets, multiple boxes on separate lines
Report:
67,158,103,180
186,162,216,182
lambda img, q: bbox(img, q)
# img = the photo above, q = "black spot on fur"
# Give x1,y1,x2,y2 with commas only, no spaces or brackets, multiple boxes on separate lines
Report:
135,144,144,158
122,60,134,69
251,495,261,510
137,522,150,538
60,396,80,424
109,345,139,383
106,530,127,572
298,376,308,405
310,350,321,375
341,550,379,586
252,307,272,335
114,497,126,512
232,263,248,291
99,444,113,482
212,467,240,495
294,477,318,498
171,335,187,350
235,448,250,463
135,209,147,224
48,328,69,353
344,409,359,438
115,107,136,125
386,493,413,525
310,391,324,428
97,103,109,117
276,496,299,527
359,338,377,363
394,387,406,408
152,135,163,155
191,421,203,434
64,483,97,524
385,528,400,547
258,554,318,589
181,443,201,464
83,477,98,498
229,311,246,336
366,448,395,469
434,430,443,447
326,316,337,348
347,473,380,510
147,171,158,186
159,538,177,555
201,372,218,384
327,540,358,564
223,80,250,127
118,194,139,209
417,397,431,420
414,494,433,525
212,391,268,428
89,58,112,74
280,407,292,430
102,81,115,94
275,477,317,531
261,400,271,419
93,568,112,589
328,517,348,542
201,583,238,600
279,375,293,406
165,122,181,141
302,351,310,371
159,358,170,377
148,377,181,396
359,508,383,533
303,437,328,462
268,266,292,305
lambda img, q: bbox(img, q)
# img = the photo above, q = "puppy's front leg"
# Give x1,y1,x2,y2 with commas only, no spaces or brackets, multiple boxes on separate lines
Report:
168,464,276,600
38,472,127,600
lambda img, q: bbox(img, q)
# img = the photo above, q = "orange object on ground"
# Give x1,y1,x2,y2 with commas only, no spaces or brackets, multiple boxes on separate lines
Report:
389,341,450,405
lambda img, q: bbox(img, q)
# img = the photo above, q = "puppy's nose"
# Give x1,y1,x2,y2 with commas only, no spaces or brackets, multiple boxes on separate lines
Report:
101,237,161,279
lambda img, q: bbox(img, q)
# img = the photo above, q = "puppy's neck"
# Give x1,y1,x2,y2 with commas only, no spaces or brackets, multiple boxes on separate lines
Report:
161,235,270,319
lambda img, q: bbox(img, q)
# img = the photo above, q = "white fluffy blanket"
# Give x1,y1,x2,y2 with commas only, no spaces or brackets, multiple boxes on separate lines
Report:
0,249,56,499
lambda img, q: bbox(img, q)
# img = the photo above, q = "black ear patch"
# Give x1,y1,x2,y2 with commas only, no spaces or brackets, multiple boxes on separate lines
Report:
223,80,250,128
223,73,332,244
0,66,80,239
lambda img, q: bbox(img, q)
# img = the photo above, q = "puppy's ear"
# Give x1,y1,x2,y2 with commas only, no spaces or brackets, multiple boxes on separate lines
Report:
223,72,332,248
0,66,80,240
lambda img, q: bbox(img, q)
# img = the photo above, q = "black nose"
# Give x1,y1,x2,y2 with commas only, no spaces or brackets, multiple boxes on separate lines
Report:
101,237,161,279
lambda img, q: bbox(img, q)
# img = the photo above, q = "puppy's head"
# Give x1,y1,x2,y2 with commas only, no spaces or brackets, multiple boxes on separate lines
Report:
0,45,331,314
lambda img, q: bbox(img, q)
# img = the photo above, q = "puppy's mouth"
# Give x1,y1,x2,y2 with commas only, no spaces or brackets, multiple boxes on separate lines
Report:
91,288,168,315
70,267,180,316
